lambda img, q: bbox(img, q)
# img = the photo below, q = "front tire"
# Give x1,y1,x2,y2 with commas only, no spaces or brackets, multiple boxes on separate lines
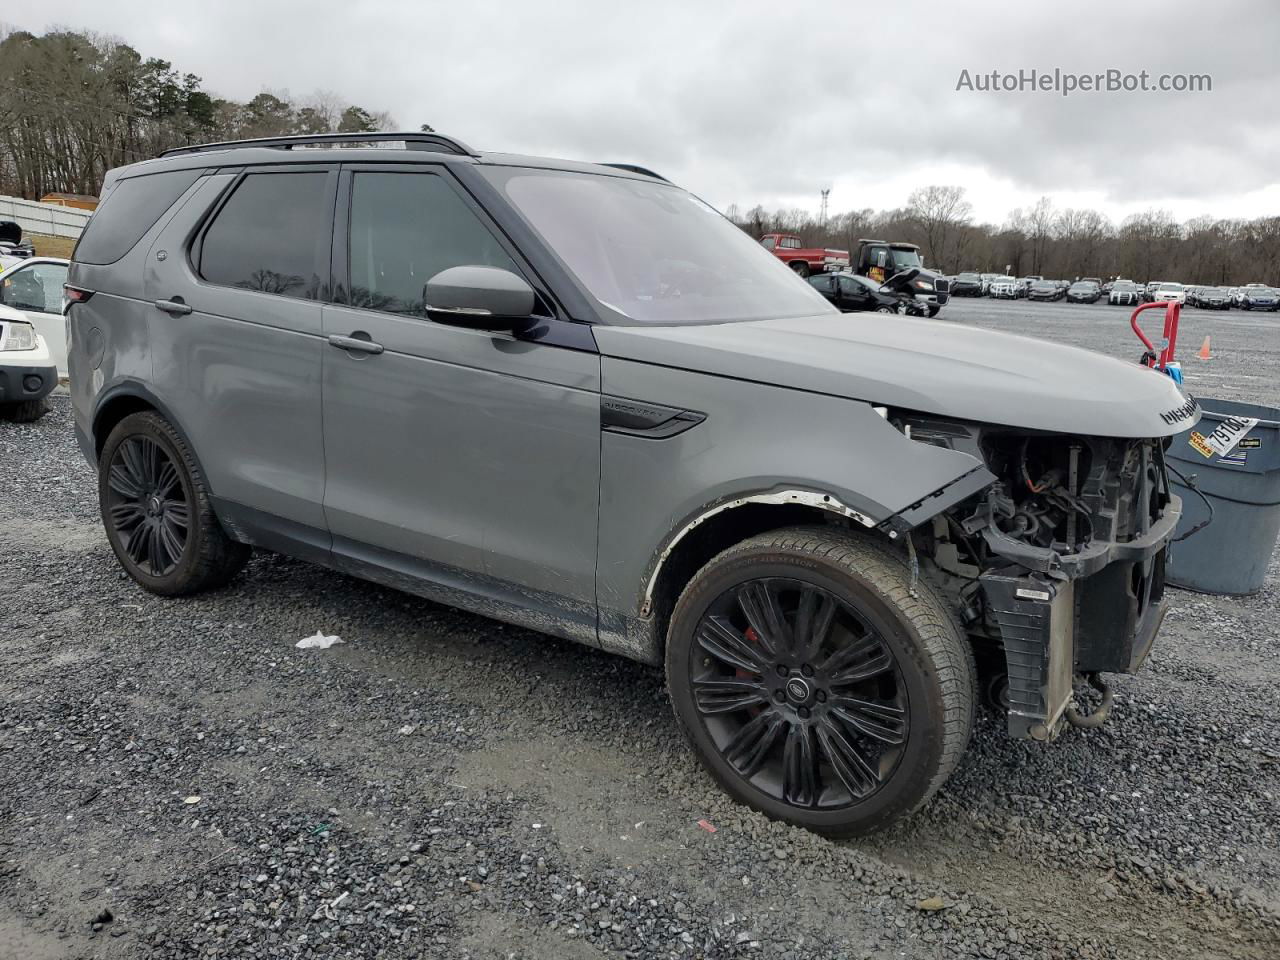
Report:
0,397,50,422
666,528,975,837
99,411,250,596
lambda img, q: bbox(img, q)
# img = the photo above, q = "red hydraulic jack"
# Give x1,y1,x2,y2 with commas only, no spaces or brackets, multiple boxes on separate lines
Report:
1130,299,1183,384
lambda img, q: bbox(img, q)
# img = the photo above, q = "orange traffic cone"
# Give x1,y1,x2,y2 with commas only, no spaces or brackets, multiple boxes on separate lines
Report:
1198,336,1212,360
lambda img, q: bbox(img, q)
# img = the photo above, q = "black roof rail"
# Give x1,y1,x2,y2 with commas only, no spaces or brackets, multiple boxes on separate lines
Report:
601,163,669,182
160,132,478,159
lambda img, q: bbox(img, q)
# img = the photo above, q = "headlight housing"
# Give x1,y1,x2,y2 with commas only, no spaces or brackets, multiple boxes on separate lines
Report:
913,279,934,291
0,320,37,351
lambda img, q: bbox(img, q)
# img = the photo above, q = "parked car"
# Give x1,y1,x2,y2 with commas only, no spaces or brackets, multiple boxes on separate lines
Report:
950,272,983,296
988,276,1020,299
1194,286,1233,310
1108,281,1141,306
978,272,1001,294
0,303,56,421
1240,285,1280,311
808,272,915,315
1017,275,1041,296
0,257,71,376
67,131,1197,838
1028,279,1064,301
1151,282,1186,305
760,233,850,278
1065,280,1102,304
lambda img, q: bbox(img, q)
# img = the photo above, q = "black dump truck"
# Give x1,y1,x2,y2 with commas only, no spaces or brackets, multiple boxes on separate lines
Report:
854,239,950,317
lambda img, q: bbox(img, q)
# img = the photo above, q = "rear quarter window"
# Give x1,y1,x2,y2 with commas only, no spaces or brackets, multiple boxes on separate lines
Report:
73,169,203,265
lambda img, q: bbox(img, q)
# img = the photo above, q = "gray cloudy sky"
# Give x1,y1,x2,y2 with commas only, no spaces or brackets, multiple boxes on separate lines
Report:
11,0,1279,225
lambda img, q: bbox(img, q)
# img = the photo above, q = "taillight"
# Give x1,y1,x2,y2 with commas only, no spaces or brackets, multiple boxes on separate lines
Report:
63,284,93,312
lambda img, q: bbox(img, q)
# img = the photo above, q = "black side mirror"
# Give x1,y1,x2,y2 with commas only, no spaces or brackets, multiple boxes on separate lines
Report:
423,265,536,331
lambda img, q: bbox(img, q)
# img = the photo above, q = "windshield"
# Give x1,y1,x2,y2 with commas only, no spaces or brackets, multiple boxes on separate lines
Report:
484,168,834,324
890,248,922,270
1069,282,1096,291
1157,283,1184,292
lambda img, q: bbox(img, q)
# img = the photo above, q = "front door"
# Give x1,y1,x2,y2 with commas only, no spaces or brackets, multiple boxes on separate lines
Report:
320,166,601,642
0,259,69,374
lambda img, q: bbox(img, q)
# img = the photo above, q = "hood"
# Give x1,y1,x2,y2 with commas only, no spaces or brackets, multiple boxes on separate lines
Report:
593,313,1200,438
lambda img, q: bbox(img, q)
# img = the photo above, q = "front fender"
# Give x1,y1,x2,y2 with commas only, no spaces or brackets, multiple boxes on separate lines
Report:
595,357,992,620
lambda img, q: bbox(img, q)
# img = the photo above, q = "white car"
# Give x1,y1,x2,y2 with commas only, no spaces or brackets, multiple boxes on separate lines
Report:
0,303,56,421
1152,282,1186,304
0,256,71,376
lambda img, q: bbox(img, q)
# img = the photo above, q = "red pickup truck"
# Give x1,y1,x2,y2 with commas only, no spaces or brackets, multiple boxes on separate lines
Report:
759,233,850,277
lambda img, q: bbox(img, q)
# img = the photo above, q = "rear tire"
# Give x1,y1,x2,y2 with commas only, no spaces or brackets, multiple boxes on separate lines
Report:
665,527,975,837
98,411,250,596
790,262,810,278
0,397,50,422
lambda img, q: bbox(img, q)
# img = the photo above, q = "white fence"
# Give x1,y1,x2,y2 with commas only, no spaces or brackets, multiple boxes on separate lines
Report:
0,195,91,239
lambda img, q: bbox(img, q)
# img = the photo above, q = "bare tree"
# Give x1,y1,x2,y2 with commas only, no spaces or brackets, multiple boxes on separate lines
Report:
906,185,973,273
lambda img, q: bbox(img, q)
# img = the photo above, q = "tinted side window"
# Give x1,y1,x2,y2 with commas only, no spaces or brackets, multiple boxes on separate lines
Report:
348,172,518,316
73,170,202,265
200,172,329,300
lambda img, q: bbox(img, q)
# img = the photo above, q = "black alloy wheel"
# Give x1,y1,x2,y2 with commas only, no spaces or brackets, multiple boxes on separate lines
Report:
104,435,190,576
666,528,975,837
98,411,250,595
689,577,908,809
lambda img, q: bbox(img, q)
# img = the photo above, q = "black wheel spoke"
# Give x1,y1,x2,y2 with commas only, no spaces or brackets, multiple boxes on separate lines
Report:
724,711,786,778
155,460,180,498
793,586,836,660
737,581,788,654
109,501,144,528
821,634,894,685
123,521,150,565
782,722,820,807
815,719,880,799
165,502,190,529
693,677,768,715
158,520,185,568
107,462,145,499
696,615,765,673
830,696,907,745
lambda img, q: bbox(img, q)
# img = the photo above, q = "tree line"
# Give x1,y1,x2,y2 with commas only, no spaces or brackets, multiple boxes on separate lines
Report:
728,188,1280,287
0,25,401,200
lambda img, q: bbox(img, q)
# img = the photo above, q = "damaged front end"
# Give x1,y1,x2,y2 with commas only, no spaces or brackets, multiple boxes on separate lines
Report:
893,416,1180,741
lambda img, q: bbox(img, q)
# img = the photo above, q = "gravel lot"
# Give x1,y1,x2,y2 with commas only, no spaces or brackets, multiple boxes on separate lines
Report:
2,298,1278,959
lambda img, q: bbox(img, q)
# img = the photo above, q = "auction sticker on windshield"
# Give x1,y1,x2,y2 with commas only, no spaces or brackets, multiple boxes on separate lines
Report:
1189,416,1260,458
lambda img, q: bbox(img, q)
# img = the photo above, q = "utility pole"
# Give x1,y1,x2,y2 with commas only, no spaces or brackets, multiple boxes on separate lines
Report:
819,188,830,227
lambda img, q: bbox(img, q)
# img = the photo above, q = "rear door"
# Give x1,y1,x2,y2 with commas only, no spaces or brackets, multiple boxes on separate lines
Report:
320,164,601,641
145,165,336,552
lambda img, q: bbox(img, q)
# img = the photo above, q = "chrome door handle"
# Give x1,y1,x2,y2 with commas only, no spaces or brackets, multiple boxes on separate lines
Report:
154,298,192,316
328,334,384,355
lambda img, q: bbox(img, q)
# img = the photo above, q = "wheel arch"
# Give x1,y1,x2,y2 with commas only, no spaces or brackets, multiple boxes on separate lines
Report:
91,382,209,485
641,490,891,661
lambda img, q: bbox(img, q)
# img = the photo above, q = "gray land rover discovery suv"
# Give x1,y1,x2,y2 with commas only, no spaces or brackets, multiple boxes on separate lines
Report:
67,132,1199,836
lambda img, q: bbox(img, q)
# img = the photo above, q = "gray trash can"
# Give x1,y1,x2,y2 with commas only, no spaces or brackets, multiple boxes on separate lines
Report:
1166,399,1280,595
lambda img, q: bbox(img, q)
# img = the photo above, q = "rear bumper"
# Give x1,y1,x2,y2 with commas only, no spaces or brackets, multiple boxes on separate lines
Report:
0,361,57,403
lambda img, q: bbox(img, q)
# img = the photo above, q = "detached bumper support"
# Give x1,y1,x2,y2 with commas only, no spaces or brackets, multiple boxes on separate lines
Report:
980,572,1076,741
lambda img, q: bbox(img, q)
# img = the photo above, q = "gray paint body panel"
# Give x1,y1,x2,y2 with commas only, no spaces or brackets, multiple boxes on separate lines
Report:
321,303,602,609
592,313,1198,439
